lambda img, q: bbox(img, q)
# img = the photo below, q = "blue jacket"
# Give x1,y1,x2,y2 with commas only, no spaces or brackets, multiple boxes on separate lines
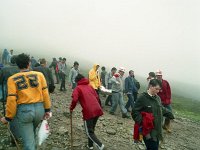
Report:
125,76,138,94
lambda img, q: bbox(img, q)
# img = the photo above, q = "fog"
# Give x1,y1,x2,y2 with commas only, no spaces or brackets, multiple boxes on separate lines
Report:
0,0,200,100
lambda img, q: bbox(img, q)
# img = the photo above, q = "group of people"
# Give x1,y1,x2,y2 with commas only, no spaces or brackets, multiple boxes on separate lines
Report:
70,63,174,150
0,51,174,150
0,49,14,65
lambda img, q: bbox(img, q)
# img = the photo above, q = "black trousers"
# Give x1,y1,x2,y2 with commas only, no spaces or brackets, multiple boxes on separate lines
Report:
95,89,101,106
60,72,66,90
143,138,159,150
55,71,59,84
84,117,102,147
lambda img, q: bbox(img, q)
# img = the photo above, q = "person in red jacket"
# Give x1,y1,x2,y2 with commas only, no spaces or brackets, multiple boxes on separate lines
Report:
156,69,172,133
70,74,105,150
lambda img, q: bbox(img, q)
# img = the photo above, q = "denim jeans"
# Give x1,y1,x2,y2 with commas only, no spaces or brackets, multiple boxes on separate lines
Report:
110,92,127,114
16,102,45,150
125,94,134,110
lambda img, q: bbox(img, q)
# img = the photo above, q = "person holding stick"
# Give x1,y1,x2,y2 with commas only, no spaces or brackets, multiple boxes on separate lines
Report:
70,74,105,150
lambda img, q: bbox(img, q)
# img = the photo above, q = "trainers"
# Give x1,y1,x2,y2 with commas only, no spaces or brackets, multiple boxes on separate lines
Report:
99,144,105,150
87,145,94,149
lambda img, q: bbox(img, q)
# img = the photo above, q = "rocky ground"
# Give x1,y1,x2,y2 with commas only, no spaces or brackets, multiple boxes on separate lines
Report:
0,85,200,150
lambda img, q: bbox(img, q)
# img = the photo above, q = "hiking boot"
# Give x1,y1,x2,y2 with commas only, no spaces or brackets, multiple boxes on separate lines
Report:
122,113,131,118
163,125,172,133
87,145,94,149
163,119,172,133
109,112,115,115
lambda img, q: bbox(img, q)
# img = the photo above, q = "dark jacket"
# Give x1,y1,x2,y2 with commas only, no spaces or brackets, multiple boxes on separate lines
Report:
132,92,174,140
70,78,103,120
33,66,54,87
49,60,58,71
157,79,171,105
125,76,138,94
0,65,20,101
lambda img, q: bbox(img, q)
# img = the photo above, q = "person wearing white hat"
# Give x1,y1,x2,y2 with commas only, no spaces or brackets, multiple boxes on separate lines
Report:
109,67,130,118
156,69,172,133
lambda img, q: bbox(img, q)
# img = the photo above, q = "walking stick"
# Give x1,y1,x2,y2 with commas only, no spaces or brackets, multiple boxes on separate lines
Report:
0,112,20,150
70,112,73,150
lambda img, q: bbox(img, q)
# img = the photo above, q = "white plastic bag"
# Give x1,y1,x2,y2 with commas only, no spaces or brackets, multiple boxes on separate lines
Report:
38,120,50,145
100,86,112,95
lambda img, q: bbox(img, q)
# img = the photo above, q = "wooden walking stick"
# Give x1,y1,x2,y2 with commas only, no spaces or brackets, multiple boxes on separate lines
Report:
0,112,20,150
70,112,73,150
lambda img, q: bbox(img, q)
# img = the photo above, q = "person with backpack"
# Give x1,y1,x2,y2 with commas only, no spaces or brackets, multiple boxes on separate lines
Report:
70,74,104,150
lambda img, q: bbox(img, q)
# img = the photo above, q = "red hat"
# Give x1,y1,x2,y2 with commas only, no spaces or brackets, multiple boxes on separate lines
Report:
114,73,120,78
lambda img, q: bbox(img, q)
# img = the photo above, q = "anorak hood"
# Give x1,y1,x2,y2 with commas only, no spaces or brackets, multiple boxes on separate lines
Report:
93,64,100,71
77,78,89,85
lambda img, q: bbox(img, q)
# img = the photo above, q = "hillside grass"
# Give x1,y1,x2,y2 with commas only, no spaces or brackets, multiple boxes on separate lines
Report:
172,96,200,122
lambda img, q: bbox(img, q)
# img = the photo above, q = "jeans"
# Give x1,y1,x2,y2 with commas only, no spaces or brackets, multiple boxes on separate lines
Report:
143,138,159,150
105,95,112,105
125,94,134,110
110,92,127,114
84,117,102,148
17,102,45,150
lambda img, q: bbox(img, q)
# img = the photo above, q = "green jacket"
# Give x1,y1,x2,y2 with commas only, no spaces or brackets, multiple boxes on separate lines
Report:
132,92,174,140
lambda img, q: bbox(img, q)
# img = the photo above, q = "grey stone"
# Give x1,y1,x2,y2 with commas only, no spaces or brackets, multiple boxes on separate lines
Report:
106,129,117,135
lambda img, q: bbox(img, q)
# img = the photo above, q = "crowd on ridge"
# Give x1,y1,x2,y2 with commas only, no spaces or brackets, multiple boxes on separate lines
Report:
0,49,174,150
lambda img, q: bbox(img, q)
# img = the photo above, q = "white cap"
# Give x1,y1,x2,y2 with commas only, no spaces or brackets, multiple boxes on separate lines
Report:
156,69,162,76
119,67,125,73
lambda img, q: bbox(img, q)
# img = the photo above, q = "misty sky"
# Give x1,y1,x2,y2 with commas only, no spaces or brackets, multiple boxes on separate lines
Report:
0,0,200,99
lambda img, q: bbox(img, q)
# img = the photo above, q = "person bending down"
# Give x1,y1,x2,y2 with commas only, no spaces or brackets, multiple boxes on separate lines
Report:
70,74,105,150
